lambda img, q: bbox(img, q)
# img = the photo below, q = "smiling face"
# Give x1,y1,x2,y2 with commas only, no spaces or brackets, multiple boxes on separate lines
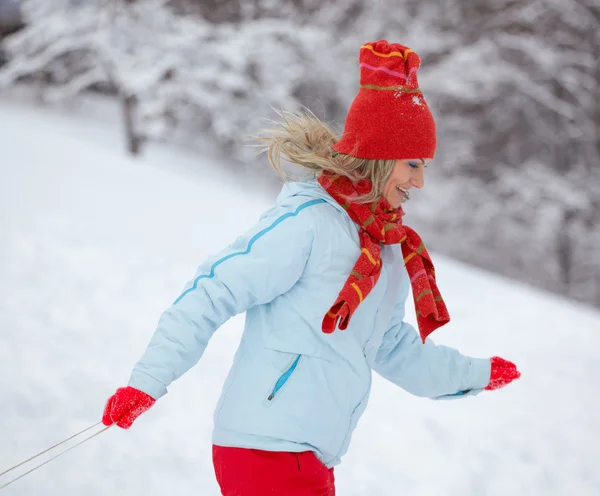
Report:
381,158,432,208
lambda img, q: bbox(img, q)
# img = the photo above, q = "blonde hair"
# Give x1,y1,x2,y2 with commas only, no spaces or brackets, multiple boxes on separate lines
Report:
253,109,395,203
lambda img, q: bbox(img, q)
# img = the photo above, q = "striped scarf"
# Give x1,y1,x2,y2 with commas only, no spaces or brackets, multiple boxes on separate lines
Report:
318,172,450,343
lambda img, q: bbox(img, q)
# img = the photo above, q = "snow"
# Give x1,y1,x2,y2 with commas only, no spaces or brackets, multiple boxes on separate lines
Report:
1,98,600,495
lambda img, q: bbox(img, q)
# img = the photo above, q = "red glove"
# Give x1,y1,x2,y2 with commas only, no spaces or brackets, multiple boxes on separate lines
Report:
485,356,521,391
102,386,156,429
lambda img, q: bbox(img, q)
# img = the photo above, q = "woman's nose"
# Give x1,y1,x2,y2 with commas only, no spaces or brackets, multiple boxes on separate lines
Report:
410,169,425,189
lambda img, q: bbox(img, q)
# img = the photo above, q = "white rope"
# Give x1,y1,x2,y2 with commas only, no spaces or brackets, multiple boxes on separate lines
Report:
0,423,113,490
0,422,102,477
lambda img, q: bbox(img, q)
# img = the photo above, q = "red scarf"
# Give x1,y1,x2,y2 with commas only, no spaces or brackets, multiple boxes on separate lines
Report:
318,172,450,343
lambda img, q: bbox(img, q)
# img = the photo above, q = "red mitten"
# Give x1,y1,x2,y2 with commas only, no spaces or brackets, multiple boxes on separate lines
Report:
485,356,521,391
102,386,156,429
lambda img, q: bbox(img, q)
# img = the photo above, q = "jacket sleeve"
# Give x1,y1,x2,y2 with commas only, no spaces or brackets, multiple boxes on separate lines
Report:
372,281,491,399
128,199,323,400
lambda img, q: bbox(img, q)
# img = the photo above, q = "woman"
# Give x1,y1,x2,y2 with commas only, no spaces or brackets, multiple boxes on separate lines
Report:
102,40,520,495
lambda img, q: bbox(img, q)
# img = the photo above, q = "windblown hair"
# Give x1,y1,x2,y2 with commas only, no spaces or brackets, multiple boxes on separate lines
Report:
253,109,395,203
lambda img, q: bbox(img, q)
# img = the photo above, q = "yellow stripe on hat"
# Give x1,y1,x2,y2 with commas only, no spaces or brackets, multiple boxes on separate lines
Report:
351,283,364,303
361,44,414,60
362,248,378,266
360,84,422,94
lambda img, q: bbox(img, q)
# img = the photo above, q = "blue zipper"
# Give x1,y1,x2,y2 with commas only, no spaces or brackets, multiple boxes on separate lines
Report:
439,389,471,398
267,355,301,401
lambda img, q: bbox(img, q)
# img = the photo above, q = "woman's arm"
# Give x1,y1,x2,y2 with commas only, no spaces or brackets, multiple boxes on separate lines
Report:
372,285,491,399
128,198,325,400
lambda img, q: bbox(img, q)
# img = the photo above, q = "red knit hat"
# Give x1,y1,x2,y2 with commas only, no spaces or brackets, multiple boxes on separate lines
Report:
332,40,436,160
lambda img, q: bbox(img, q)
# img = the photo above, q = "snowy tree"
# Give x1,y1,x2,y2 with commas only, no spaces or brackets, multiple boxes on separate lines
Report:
0,0,22,37
0,0,337,159
0,0,209,152
405,0,600,306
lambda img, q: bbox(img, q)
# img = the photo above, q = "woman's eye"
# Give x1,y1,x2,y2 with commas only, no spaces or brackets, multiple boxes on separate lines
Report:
408,161,419,169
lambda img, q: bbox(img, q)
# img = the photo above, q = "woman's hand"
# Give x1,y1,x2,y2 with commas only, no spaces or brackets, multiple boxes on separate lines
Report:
102,386,156,429
485,356,521,391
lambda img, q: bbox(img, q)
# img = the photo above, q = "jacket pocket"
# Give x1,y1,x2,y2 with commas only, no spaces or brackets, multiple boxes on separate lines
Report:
267,355,301,402
433,388,484,400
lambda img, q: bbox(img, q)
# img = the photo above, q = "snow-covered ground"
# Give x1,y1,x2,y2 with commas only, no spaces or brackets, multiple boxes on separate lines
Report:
1,98,599,496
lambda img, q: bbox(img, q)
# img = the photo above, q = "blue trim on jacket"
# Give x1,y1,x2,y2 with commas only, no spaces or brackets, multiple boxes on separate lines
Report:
173,199,326,305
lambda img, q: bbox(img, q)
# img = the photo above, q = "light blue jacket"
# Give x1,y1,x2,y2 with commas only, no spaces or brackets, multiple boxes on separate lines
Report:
129,179,491,467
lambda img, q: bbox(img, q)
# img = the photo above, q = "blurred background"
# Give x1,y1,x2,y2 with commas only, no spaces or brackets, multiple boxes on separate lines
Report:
1,0,599,308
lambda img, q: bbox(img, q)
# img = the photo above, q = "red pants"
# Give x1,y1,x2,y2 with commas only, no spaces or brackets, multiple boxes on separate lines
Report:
212,445,335,496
